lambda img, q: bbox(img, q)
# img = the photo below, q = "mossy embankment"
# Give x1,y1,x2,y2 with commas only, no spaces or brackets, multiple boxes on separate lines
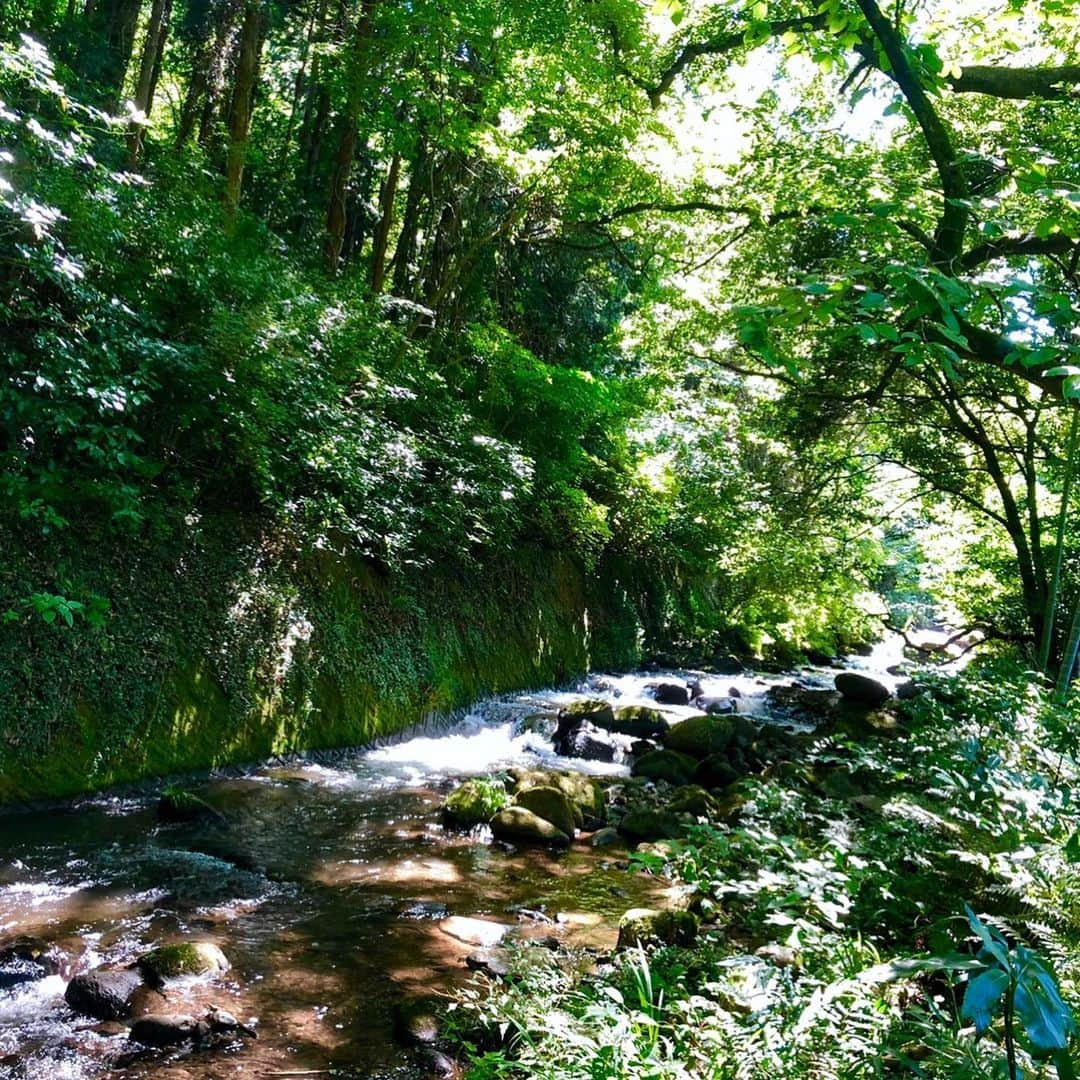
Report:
0,515,693,804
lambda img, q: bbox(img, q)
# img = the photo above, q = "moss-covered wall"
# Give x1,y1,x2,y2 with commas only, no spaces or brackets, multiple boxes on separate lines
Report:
0,516,653,804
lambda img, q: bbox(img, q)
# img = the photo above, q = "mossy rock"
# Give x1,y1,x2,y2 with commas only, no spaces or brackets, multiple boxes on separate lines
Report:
694,754,741,790
631,749,697,786
558,699,615,727
442,778,508,829
662,715,739,760
605,706,668,739
617,908,698,949
618,807,687,844
512,786,577,838
490,805,571,848
511,769,604,829
667,785,719,818
136,942,229,986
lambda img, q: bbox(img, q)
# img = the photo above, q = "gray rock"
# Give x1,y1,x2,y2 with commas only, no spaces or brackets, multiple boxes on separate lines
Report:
65,965,144,1021
651,682,690,706
129,1013,208,1048
590,827,620,848
835,672,892,707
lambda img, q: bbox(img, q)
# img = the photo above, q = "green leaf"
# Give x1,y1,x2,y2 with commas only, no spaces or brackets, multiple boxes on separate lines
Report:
962,968,1010,1035
1014,959,1075,1052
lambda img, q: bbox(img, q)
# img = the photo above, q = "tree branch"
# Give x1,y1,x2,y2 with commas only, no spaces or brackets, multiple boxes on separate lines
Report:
960,231,1078,271
948,64,1080,101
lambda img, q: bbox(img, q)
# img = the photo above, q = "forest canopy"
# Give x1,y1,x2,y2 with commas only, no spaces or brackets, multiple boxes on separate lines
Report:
2,0,1080,674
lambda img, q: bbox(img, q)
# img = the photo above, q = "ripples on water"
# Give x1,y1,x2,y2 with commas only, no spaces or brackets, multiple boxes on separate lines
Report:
0,660,906,1079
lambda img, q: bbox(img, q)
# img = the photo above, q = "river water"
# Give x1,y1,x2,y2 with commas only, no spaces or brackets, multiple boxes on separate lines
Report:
0,657,907,1080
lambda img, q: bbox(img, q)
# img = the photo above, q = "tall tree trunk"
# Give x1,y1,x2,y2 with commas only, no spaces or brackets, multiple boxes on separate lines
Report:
1039,410,1080,672
323,108,359,272
125,0,171,165
390,141,427,296
322,0,377,274
369,151,401,293
223,0,265,213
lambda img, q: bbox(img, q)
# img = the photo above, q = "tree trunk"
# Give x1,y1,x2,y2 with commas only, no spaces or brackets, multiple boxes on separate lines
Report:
125,0,170,165
369,151,401,293
390,141,427,296
322,0,378,274
78,0,143,101
223,0,265,214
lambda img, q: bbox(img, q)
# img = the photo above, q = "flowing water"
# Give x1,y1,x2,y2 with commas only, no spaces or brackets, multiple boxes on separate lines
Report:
0,658,910,1080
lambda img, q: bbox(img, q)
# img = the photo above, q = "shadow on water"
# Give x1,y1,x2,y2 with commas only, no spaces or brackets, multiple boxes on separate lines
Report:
0,676,695,1080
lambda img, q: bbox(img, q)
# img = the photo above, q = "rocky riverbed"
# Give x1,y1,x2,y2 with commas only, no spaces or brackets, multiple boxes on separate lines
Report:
0,652,913,1079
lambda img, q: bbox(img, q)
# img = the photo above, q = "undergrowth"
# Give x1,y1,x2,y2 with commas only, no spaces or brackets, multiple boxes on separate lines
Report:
445,659,1080,1078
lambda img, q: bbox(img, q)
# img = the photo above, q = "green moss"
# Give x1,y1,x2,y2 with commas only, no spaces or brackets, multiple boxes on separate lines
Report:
443,778,509,829
137,942,229,982
0,515,662,804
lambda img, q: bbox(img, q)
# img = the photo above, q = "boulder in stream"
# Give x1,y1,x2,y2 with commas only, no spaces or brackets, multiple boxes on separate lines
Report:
631,749,697,786
607,706,668,739
439,917,514,948
442,778,509,829
662,715,739,759
512,786,577,839
65,965,144,1021
835,672,892,708
129,1013,207,1048
490,805,571,848
137,941,230,986
650,682,691,706
0,935,70,989
510,770,605,829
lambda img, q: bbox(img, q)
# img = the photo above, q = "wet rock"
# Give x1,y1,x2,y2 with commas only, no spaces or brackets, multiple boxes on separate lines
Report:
607,706,668,739
510,770,604,829
631,749,697,786
552,720,616,762
694,754,741,790
465,949,512,979
896,679,922,700
491,805,571,848
512,712,558,737
65,965,145,1021
696,696,736,715
394,998,443,1045
512,786,577,839
728,687,742,698
667,785,719,817
650,682,690,706
442,779,508,830
835,672,892,707
206,1005,257,1038
766,684,840,722
0,935,68,989
137,941,229,986
129,1013,208,1048
557,699,615,729
590,827,620,848
618,808,687,844
439,917,513,948
90,1021,129,1037
663,715,739,760
127,984,169,1018
805,649,834,666
157,787,226,825
617,909,698,949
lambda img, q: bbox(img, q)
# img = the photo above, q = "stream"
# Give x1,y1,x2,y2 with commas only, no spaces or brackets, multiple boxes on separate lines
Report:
0,649,911,1080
